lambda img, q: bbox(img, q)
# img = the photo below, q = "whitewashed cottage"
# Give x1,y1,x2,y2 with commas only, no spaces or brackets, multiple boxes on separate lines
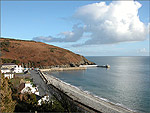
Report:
1,63,24,79
18,81,39,95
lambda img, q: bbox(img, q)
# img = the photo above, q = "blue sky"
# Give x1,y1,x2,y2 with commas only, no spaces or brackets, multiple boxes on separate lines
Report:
1,1,149,56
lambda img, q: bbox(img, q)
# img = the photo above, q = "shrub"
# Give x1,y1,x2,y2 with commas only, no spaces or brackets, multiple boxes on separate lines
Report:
37,62,40,64
2,58,12,63
49,48,57,52
3,48,9,52
1,58,20,64
12,60,20,64
0,40,10,47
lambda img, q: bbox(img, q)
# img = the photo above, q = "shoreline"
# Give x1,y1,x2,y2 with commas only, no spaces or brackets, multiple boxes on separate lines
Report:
39,69,135,113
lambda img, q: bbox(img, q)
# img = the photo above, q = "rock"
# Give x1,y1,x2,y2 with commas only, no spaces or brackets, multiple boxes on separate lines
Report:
70,63,76,67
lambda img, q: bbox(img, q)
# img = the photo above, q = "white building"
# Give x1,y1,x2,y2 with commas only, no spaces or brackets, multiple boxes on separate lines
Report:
18,81,39,95
1,63,17,69
1,63,24,74
4,73,14,79
37,95,49,105
1,66,14,79
14,65,23,73
1,68,11,73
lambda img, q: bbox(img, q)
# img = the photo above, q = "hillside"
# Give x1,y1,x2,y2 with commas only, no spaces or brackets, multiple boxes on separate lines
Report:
0,38,95,68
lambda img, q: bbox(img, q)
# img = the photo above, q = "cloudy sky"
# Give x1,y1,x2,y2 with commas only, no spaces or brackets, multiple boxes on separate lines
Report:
1,1,149,56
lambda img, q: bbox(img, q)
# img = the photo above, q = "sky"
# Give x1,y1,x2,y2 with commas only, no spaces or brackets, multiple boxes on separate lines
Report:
1,0,150,56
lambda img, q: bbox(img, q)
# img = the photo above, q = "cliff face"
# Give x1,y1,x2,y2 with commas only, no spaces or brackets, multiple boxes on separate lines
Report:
0,38,95,68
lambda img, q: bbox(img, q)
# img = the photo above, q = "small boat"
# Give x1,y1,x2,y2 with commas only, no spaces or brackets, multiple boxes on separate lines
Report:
97,64,110,68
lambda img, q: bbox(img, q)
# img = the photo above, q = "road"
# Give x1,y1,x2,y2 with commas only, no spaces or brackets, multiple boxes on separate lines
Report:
29,70,51,96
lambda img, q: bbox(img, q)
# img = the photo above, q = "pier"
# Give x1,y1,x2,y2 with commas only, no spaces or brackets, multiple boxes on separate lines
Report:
40,67,87,72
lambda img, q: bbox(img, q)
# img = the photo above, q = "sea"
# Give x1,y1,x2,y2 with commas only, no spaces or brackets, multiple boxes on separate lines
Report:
48,56,150,113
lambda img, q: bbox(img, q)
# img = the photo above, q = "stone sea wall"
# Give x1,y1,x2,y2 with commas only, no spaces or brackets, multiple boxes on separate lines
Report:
39,69,134,113
40,67,86,72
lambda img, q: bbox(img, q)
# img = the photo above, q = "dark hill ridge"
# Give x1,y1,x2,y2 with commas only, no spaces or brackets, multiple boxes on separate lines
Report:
0,38,95,68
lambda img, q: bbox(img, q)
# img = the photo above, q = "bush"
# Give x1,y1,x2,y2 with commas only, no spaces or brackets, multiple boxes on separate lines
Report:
3,48,9,52
49,48,57,52
1,58,20,64
37,62,40,64
12,60,20,64
2,58,12,63
0,40,10,48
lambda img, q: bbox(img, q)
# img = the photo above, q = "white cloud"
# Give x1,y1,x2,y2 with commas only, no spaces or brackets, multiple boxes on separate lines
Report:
74,1,147,45
33,1,148,46
33,24,84,43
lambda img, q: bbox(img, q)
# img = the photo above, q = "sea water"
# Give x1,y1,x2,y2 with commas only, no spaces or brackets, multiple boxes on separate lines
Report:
48,56,150,113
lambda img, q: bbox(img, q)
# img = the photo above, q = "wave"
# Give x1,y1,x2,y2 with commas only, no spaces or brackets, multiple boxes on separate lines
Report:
45,72,136,112
79,87,137,112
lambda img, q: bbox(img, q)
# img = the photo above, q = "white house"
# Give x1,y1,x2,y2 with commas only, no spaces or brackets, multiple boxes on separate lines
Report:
1,67,14,79
4,73,14,79
1,68,11,73
18,81,39,95
1,63,17,69
14,65,23,73
36,94,49,105
1,63,24,74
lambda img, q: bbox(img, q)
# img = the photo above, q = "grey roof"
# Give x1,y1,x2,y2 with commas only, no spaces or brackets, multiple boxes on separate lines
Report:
1,68,9,70
35,94,42,100
4,72,14,74
2,63,17,66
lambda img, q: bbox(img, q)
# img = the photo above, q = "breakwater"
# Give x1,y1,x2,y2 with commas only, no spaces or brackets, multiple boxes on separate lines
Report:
39,69,134,113
40,67,87,72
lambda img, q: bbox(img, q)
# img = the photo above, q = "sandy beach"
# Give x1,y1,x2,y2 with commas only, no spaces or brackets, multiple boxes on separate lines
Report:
39,70,135,113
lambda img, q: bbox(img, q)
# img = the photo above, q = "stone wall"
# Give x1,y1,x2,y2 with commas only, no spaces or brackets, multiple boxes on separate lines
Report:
40,67,87,72
39,70,133,113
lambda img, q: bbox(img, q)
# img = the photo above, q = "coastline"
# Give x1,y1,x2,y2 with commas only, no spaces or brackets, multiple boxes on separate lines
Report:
39,69,135,113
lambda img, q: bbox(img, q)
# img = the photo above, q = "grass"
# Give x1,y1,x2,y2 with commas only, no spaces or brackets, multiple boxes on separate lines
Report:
9,77,22,87
9,76,33,88
25,78,33,82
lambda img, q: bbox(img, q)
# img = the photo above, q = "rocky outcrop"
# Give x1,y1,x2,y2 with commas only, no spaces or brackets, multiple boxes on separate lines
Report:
0,38,95,68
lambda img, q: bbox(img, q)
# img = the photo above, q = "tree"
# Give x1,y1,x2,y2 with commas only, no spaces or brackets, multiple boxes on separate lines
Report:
52,90,81,112
37,96,65,112
0,75,16,113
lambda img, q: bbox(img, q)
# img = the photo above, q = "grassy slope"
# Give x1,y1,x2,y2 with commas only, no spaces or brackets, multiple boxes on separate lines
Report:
0,38,93,68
